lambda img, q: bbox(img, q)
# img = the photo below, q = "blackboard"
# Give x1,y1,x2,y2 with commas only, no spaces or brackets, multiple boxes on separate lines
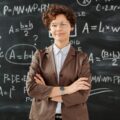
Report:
0,0,120,120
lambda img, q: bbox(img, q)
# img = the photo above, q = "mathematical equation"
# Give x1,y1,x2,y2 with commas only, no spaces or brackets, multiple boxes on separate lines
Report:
0,44,37,65
90,74,120,96
4,44,36,65
7,19,39,44
0,85,31,102
9,20,33,36
0,85,16,99
82,21,120,34
0,72,32,102
89,49,120,66
96,3,120,12
2,3,49,16
3,73,27,84
76,0,119,12
92,75,120,85
1,0,118,18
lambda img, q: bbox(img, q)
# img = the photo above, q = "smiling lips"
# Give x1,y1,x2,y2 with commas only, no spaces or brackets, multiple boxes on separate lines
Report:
56,33,65,36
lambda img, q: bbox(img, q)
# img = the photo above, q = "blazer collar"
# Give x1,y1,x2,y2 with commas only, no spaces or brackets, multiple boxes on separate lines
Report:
45,45,76,56
46,44,76,67
44,45,76,84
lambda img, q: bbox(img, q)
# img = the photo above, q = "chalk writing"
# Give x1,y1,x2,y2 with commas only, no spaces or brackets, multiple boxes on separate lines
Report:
3,3,49,16
23,87,32,102
95,0,120,12
0,85,16,98
76,0,118,13
96,4,120,12
0,86,3,96
90,88,113,96
9,20,33,36
25,96,32,102
0,73,27,100
70,39,81,46
5,44,37,65
33,34,39,46
0,47,4,58
89,49,120,66
0,47,4,68
3,73,27,84
92,75,120,85
76,11,86,17
82,21,120,34
90,74,120,96
76,0,91,6
0,1,120,118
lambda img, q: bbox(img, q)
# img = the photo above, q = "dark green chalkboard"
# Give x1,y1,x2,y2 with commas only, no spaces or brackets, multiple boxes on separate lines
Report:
0,0,120,120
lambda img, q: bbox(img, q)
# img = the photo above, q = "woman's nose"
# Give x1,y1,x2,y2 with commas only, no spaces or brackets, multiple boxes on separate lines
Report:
56,24,63,30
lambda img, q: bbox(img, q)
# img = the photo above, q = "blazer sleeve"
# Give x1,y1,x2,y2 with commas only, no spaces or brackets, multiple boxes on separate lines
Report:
62,52,91,107
26,50,53,100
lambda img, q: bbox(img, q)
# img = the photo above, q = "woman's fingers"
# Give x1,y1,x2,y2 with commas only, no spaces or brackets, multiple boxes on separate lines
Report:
34,76,42,84
34,74,45,85
68,77,91,93
36,74,45,84
78,77,88,81
76,77,89,83
77,81,91,90
75,77,91,87
36,74,43,80
78,81,91,87
77,84,90,90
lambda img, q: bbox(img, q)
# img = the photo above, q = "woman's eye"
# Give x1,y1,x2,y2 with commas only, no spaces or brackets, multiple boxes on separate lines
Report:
52,24,57,27
61,23,66,26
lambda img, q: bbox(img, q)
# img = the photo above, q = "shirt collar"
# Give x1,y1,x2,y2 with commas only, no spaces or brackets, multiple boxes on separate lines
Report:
53,43,71,55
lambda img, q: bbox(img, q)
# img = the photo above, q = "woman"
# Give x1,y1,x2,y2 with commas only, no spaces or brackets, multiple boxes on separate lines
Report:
26,4,91,120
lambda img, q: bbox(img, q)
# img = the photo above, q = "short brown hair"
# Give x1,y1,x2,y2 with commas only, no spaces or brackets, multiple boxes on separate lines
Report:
42,4,76,29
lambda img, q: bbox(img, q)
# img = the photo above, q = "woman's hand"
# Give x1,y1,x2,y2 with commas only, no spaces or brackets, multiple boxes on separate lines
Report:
34,74,63,102
34,74,45,85
66,77,91,94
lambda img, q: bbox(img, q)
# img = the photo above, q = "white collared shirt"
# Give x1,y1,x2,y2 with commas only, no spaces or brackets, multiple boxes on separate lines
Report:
53,43,70,113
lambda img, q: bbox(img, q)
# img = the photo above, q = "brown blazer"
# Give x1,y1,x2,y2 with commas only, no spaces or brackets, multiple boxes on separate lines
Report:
26,45,91,120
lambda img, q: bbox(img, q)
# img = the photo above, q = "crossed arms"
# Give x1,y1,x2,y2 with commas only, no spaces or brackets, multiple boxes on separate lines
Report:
34,73,91,102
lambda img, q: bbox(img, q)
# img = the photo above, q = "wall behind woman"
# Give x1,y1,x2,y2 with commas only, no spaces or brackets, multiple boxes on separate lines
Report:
0,0,120,120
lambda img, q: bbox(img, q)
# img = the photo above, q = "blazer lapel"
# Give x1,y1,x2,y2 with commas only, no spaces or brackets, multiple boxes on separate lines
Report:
61,46,76,71
44,45,76,84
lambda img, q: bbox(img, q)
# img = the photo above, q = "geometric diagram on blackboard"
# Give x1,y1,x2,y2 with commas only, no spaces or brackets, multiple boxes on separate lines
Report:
76,0,91,6
5,44,37,65
90,88,113,96
49,24,77,38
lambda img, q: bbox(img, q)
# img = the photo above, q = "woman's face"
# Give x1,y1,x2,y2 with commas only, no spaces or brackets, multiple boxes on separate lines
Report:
49,14,73,43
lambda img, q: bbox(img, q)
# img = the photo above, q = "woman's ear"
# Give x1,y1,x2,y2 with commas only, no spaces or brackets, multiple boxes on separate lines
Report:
49,30,51,34
49,29,53,37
